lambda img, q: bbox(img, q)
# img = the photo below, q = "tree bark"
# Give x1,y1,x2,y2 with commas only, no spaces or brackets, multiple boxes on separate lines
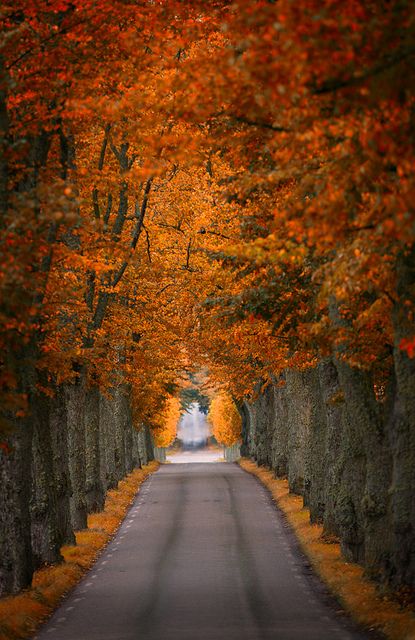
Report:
50,386,74,545
85,385,105,513
30,385,63,568
0,418,33,596
334,360,391,572
65,376,87,530
388,246,415,587
99,391,118,490
113,385,128,482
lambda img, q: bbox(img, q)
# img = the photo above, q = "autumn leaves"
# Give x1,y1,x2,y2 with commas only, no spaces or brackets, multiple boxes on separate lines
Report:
1,1,414,438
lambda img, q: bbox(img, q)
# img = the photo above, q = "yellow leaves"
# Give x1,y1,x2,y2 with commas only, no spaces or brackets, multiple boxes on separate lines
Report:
4,0,411,424
208,391,241,446
150,396,181,447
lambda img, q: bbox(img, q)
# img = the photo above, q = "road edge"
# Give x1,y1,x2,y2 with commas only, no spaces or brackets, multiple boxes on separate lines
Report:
238,458,415,640
0,461,160,640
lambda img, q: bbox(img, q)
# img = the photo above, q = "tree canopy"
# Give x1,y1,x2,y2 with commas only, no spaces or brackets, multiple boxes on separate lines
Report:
1,0,414,437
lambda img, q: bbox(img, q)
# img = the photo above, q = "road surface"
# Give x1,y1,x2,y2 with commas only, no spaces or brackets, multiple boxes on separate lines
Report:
167,447,223,463
34,461,371,640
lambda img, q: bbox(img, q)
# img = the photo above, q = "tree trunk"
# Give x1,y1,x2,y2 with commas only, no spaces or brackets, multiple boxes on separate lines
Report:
65,377,87,530
302,367,327,524
113,385,128,481
0,418,33,596
30,385,63,568
124,387,134,474
252,383,274,468
85,386,105,512
99,391,118,490
50,386,74,545
238,401,251,458
285,369,312,495
317,360,344,539
334,360,391,573
270,377,289,477
144,425,155,463
388,246,415,588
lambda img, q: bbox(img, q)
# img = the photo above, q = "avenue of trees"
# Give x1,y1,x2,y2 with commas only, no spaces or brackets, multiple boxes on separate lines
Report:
0,0,414,597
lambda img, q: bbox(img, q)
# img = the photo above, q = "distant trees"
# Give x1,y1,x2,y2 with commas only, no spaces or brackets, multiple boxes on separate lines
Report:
151,397,181,448
208,393,241,447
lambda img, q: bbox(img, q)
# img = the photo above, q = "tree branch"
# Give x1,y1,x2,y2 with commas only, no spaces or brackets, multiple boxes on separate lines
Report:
313,46,415,95
185,238,192,270
143,223,152,264
230,115,290,132
92,124,111,220
111,176,153,288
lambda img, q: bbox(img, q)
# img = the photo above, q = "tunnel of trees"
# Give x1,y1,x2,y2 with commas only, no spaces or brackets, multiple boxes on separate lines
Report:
0,0,414,601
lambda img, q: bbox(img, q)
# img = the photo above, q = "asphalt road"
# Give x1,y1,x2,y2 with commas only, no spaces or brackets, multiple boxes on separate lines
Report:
34,461,371,640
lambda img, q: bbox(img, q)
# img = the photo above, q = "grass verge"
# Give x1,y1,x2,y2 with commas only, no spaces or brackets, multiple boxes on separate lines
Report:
239,458,415,640
0,461,159,640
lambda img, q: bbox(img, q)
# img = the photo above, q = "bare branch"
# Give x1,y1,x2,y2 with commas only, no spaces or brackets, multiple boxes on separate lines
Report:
143,223,151,263
185,238,192,270
131,177,153,251
92,124,111,220
156,283,175,296
198,227,231,240
103,193,113,229
98,123,111,170
111,176,153,287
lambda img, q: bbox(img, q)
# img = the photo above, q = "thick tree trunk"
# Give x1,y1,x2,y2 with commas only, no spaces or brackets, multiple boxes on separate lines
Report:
134,424,154,467
85,386,105,512
131,427,142,469
144,425,155,463
50,387,74,545
113,385,127,482
270,378,289,477
0,418,33,596
238,401,251,458
388,247,415,588
317,360,344,538
252,384,274,468
124,387,134,474
301,368,327,523
285,369,313,495
65,377,87,530
99,391,118,490
244,400,258,460
30,386,63,568
334,361,391,573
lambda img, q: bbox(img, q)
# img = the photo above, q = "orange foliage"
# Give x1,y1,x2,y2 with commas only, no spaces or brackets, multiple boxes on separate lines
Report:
208,391,241,446
150,396,181,448
2,0,413,419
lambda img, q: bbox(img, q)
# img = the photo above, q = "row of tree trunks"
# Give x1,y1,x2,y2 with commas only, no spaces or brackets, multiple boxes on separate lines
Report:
243,344,415,591
0,376,154,598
